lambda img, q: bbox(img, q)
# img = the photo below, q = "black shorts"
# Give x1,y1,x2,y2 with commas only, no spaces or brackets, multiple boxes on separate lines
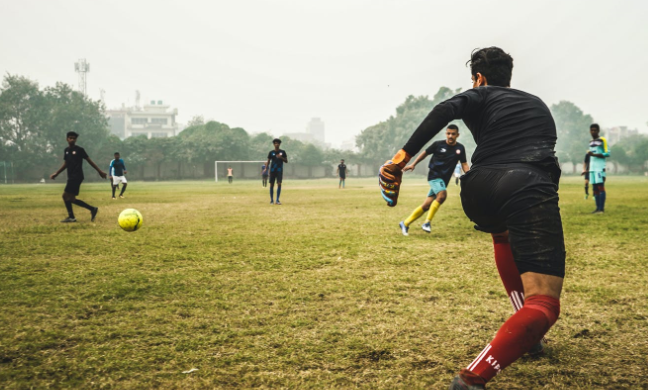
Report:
339,175,346,180
460,164,565,278
64,180,83,196
269,171,283,184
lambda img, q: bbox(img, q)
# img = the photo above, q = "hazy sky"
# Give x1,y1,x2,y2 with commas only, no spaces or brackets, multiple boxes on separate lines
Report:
2,0,647,147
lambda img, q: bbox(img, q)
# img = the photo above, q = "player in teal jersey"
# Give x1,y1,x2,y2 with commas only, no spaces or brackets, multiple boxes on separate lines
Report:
586,124,609,213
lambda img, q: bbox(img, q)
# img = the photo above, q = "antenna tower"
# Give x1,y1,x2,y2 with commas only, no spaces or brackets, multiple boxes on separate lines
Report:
74,59,90,96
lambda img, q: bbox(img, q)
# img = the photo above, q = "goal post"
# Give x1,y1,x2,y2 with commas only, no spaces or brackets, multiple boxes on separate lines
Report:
214,161,267,182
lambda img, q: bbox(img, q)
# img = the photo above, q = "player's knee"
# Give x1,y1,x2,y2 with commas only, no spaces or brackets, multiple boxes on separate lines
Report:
436,192,447,204
524,295,560,327
491,231,509,244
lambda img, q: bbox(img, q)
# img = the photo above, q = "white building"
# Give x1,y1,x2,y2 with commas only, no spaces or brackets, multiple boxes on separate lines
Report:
306,117,325,144
107,100,178,139
605,126,638,145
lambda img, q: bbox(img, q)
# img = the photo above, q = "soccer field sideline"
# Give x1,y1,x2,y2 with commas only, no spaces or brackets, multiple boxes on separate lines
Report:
1,177,647,389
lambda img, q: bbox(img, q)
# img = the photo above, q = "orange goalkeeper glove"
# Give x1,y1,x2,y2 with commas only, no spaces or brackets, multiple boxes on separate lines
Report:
379,149,411,207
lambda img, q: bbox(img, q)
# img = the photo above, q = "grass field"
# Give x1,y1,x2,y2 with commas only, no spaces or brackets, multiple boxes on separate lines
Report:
1,176,647,389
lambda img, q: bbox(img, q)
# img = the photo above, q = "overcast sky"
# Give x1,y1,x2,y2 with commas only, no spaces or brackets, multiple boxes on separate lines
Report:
2,0,647,147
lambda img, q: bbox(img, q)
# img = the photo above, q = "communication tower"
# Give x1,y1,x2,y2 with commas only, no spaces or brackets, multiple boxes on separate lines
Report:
74,59,90,96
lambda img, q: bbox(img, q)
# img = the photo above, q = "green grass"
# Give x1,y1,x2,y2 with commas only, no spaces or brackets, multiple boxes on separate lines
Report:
1,176,647,389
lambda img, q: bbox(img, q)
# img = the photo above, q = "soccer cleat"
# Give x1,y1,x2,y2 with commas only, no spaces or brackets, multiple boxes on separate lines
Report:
119,195,125,199
60,217,77,223
399,221,409,236
527,339,545,356
91,207,99,222
112,197,116,200
422,222,431,233
270,200,274,204
592,210,604,214
448,375,486,390
275,201,282,205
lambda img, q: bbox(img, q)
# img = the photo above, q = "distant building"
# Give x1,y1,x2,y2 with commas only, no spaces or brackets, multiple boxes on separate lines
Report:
281,118,327,147
107,100,178,139
605,126,638,145
307,117,325,144
340,137,359,152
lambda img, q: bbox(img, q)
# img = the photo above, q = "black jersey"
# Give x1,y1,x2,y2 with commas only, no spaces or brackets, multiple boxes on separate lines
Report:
267,149,288,172
403,86,559,174
338,164,347,177
64,145,89,181
425,141,467,183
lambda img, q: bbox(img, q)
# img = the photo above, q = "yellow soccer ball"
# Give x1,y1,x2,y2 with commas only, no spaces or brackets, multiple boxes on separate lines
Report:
118,208,143,232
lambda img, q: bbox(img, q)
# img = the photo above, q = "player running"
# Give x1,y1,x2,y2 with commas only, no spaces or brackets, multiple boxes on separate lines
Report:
398,124,469,235
337,159,347,189
261,164,269,187
263,138,288,205
50,131,107,222
585,124,609,213
109,152,128,199
227,166,233,184
378,47,564,389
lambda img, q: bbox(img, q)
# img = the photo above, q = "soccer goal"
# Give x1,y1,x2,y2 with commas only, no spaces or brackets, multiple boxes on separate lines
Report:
214,161,267,182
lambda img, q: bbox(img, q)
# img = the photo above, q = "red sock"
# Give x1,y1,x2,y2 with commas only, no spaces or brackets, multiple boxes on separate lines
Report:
465,295,560,383
493,235,525,312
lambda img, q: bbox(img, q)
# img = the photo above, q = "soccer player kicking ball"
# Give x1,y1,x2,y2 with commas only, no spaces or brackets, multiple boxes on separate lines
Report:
50,131,107,222
109,152,128,199
379,47,564,389
263,138,288,205
586,123,609,213
398,124,469,235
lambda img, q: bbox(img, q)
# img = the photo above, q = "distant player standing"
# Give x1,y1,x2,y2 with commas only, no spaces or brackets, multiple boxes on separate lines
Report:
399,125,469,235
50,131,107,222
378,47,564,389
337,159,347,189
263,138,288,205
261,164,269,187
454,163,462,185
585,123,609,213
227,166,233,184
109,152,128,199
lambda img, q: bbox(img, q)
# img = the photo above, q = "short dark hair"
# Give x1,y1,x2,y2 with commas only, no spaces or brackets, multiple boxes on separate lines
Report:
590,123,600,130
447,124,459,131
67,131,79,138
114,152,120,155
468,47,513,87
272,138,282,144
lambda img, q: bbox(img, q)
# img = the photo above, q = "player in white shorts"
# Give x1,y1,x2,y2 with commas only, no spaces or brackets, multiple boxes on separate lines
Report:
109,152,128,199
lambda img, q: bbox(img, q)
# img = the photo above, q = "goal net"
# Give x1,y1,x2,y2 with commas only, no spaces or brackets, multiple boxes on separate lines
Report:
215,161,267,182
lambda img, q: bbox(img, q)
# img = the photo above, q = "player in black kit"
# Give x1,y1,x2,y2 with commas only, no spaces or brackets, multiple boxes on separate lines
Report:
263,138,288,205
337,159,347,189
399,125,469,235
378,47,564,389
50,132,107,222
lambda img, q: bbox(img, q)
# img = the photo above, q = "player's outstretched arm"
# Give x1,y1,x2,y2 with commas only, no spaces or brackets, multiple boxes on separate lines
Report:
86,157,107,179
50,162,67,179
379,149,411,207
403,151,428,172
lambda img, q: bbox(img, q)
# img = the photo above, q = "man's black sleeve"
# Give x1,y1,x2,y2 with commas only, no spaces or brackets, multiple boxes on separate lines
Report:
402,90,480,156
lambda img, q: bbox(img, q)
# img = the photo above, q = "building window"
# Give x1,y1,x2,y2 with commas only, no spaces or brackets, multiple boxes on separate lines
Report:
131,132,149,137
151,132,168,138
132,118,148,124
151,118,168,125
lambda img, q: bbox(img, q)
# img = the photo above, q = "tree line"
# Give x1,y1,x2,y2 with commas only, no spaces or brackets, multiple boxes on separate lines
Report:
1,74,646,182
